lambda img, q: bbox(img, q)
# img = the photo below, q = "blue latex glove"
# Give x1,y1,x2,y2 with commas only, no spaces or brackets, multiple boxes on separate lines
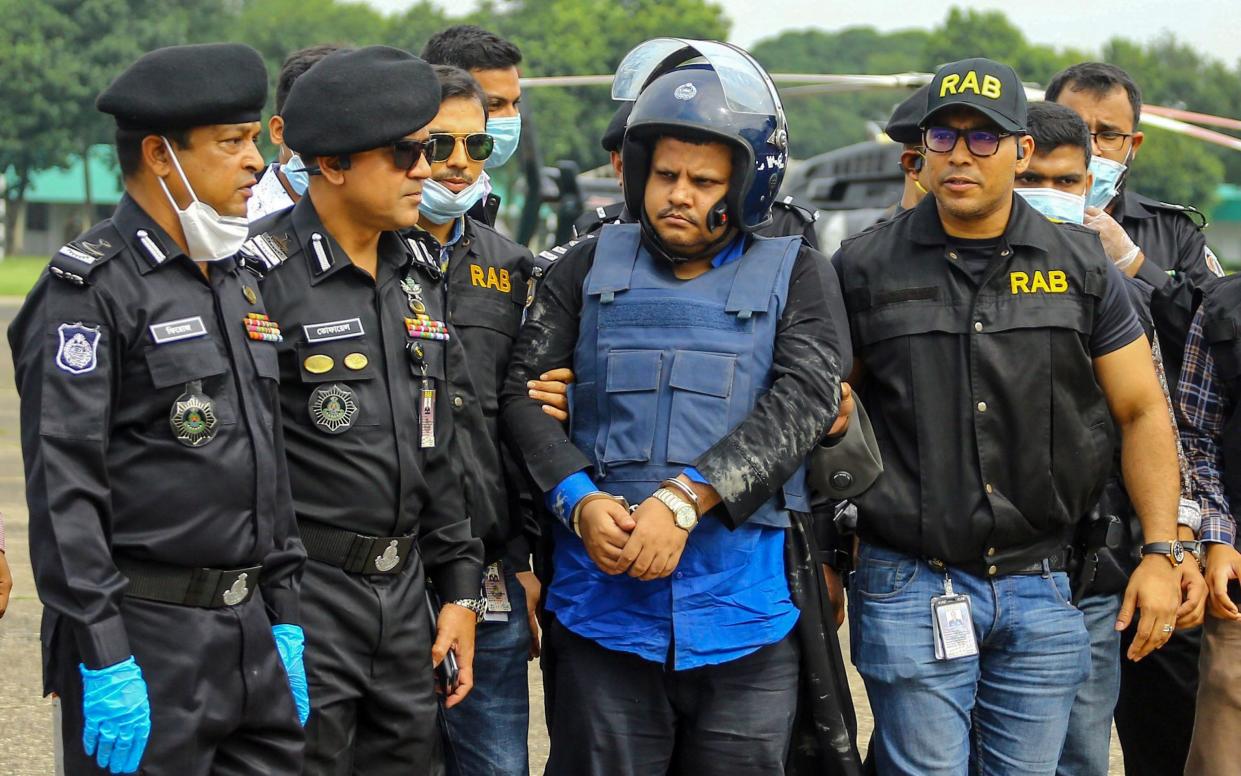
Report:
78,656,151,774
272,624,309,726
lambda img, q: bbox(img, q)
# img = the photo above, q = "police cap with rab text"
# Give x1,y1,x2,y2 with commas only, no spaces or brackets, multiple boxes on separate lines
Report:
920,57,1027,133
282,45,441,157
96,43,268,130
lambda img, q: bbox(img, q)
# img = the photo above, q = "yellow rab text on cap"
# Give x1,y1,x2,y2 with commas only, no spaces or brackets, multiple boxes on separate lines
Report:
940,71,1003,100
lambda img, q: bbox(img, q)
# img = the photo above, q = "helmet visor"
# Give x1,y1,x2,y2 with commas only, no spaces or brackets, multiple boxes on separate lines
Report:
612,38,779,116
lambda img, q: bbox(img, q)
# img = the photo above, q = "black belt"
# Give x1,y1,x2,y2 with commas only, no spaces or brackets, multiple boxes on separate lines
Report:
927,551,1068,577
299,521,415,575
116,558,261,608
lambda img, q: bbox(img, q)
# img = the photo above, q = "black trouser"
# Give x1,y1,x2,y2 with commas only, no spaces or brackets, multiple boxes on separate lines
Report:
53,593,303,776
544,616,800,776
301,557,436,776
1115,624,1200,776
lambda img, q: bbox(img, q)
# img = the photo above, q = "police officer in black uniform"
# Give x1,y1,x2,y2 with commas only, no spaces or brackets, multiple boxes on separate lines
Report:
10,44,306,775
879,83,930,218
834,57,1184,774
243,47,484,774
1046,62,1222,775
408,64,542,776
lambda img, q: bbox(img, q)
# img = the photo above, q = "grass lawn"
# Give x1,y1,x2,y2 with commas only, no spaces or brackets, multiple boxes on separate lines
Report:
0,256,47,297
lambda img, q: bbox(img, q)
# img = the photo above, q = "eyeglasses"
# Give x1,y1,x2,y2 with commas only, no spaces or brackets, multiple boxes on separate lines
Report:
426,132,495,163
1091,130,1134,153
924,126,1014,157
391,139,436,173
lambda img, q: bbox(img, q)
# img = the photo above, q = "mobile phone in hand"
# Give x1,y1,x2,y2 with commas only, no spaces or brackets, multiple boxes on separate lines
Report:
426,588,461,695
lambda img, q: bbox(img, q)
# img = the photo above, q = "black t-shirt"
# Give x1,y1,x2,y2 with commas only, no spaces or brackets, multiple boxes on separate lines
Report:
948,236,1143,358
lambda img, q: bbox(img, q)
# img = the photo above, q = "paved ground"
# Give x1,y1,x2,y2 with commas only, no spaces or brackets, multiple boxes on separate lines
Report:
0,296,1124,774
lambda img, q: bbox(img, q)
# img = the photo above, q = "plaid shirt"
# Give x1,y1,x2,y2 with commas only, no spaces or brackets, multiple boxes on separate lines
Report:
1176,308,1236,545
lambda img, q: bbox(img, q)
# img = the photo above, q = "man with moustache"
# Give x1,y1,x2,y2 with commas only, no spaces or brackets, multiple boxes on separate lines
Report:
410,64,543,776
10,43,307,774
245,46,483,774
833,58,1184,775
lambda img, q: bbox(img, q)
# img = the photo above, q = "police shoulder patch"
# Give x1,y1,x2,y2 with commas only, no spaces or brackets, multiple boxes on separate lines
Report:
55,322,102,374
240,232,290,275
1150,199,1208,230
49,224,124,287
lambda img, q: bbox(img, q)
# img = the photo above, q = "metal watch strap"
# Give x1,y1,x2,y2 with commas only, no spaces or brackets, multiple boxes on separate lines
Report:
660,478,700,516
653,488,697,531
448,597,486,621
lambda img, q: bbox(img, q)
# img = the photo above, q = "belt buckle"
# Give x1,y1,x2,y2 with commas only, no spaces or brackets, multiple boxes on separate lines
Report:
368,536,413,575
217,567,258,606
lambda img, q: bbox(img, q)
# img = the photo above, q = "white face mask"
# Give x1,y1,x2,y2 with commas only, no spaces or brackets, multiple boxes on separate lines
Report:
157,138,250,262
419,173,490,225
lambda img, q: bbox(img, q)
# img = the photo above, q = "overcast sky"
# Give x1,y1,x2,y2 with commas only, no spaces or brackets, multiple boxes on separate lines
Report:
364,0,1241,69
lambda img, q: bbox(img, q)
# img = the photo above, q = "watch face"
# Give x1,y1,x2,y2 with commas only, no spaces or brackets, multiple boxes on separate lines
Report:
1172,541,1185,564
674,506,697,529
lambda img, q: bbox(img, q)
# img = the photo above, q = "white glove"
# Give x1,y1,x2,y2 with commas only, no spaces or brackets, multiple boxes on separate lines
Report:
1084,207,1141,271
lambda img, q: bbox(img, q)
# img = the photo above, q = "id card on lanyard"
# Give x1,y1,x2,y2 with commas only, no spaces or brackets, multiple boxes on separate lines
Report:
932,573,980,661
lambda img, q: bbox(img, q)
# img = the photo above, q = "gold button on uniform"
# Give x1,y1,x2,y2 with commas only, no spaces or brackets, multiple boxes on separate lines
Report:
987,547,996,557
344,353,368,371
988,565,998,576
304,354,334,374
985,483,994,494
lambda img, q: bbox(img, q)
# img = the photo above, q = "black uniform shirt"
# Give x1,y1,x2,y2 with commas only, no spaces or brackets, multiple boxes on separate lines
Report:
417,216,537,566
501,232,846,526
1118,189,1222,390
9,195,304,669
252,197,483,601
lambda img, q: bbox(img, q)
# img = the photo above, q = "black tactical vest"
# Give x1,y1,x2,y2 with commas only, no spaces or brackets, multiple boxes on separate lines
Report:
836,196,1115,574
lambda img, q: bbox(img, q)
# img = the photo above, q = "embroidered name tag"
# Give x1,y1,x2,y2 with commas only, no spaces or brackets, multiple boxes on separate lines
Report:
303,318,365,343
149,316,207,344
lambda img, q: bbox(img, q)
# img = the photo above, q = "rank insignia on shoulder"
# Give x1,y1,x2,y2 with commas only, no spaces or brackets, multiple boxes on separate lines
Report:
405,236,443,280
50,229,123,286
241,233,290,273
169,380,219,447
55,322,101,374
244,313,283,342
309,383,359,434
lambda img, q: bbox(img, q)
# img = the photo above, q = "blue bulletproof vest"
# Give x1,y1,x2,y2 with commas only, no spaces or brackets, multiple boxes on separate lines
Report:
570,223,809,526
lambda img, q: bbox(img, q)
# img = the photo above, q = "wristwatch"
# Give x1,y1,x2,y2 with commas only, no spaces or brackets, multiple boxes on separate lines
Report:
449,597,487,621
1181,540,1206,570
653,487,698,532
1139,540,1185,568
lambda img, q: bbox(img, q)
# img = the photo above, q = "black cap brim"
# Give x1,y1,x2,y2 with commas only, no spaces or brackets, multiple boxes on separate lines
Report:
921,102,1024,133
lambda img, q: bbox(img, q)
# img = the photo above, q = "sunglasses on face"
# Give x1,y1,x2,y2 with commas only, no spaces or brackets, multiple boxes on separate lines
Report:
924,126,1014,157
390,139,436,172
426,132,495,163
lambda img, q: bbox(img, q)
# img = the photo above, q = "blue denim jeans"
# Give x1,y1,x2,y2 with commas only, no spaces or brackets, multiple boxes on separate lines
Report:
438,565,532,776
849,542,1090,776
1056,590,1123,776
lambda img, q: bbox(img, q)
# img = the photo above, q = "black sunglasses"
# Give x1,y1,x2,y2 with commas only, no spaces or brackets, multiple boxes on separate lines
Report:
391,139,436,172
427,132,495,163
924,126,1014,157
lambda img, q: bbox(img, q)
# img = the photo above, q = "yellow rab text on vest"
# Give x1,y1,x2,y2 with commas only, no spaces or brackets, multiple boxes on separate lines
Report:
469,264,512,293
1010,270,1069,294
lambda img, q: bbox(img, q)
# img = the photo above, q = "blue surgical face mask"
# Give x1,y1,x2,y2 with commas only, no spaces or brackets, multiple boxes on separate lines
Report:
1086,154,1128,210
420,172,490,224
282,153,309,196
484,115,521,168
1015,187,1087,224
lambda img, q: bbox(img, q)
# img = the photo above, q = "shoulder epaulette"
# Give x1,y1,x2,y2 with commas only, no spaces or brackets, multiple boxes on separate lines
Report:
48,224,125,287
533,232,598,278
774,195,818,224
240,232,291,275
1150,199,1208,229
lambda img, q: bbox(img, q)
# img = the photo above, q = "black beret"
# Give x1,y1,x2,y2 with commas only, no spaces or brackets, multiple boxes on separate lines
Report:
885,84,930,145
282,46,441,158
97,43,268,130
601,101,633,153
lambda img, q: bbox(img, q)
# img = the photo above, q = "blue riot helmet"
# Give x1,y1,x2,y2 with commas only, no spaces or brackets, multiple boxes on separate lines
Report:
614,39,789,245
